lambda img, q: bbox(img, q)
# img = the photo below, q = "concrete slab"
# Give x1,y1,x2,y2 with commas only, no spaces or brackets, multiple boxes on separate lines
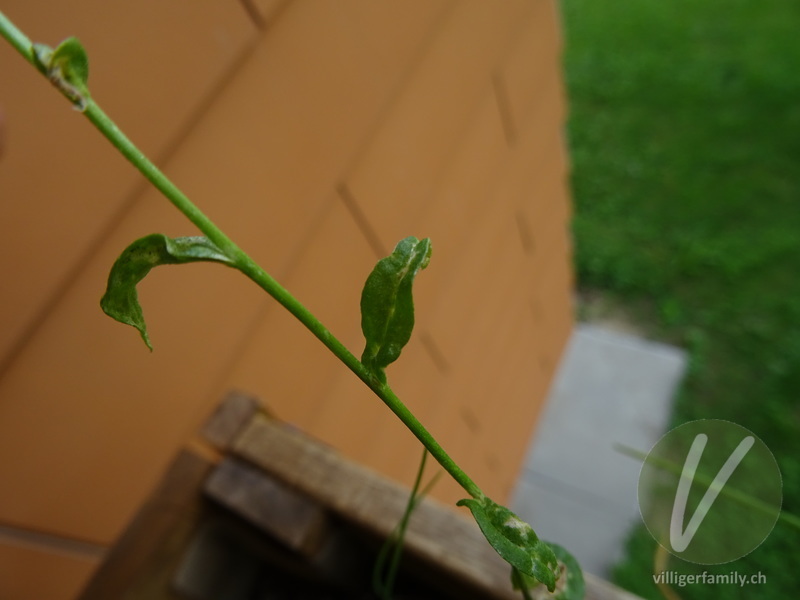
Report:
511,323,687,577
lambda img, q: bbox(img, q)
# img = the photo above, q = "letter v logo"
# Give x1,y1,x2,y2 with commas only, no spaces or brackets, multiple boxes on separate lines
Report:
638,419,782,564
669,433,754,552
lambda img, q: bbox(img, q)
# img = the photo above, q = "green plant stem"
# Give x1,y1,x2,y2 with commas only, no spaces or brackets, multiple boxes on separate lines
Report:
83,101,246,259
89,98,481,502
512,569,535,600
374,448,430,599
0,10,35,65
235,258,481,498
0,10,483,502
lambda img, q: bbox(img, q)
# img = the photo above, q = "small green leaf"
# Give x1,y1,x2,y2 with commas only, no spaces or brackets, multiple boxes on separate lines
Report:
457,497,560,592
33,37,90,110
360,236,432,383
52,38,89,89
512,543,585,600
100,234,234,350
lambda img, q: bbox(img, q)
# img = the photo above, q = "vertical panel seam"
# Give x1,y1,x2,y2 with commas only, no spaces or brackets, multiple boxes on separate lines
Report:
492,70,517,147
335,182,388,259
238,0,293,31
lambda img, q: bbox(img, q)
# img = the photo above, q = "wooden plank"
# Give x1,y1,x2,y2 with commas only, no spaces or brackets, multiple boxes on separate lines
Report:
204,457,330,556
77,450,213,600
200,390,262,451
171,514,371,599
171,520,269,600
231,413,527,599
78,412,641,599
230,413,644,600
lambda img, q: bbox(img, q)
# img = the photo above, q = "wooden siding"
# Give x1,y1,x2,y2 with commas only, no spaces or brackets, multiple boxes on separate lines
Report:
0,1,573,596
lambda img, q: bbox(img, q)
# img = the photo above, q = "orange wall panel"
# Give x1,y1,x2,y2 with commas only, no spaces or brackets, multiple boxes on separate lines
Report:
343,0,533,240
225,193,377,429
0,2,574,595
0,541,98,600
409,90,513,311
497,0,564,137
0,0,257,366
0,0,455,547
0,204,264,543
243,0,290,26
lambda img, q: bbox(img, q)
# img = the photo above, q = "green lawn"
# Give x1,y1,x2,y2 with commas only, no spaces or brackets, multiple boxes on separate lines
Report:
559,0,800,597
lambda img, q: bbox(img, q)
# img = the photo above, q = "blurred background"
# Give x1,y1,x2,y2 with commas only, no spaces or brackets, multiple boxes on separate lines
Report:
559,0,800,598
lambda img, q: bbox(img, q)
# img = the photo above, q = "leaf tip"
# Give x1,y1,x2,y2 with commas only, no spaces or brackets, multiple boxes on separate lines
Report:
141,332,154,352
100,292,153,352
100,234,233,352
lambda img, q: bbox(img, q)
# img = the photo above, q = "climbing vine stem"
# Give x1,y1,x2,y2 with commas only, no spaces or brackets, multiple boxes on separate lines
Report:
0,10,482,502
1,13,581,595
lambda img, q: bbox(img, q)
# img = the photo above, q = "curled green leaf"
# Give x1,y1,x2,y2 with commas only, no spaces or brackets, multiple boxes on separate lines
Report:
33,37,90,110
512,543,585,600
360,236,432,383
457,497,560,593
100,234,235,350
